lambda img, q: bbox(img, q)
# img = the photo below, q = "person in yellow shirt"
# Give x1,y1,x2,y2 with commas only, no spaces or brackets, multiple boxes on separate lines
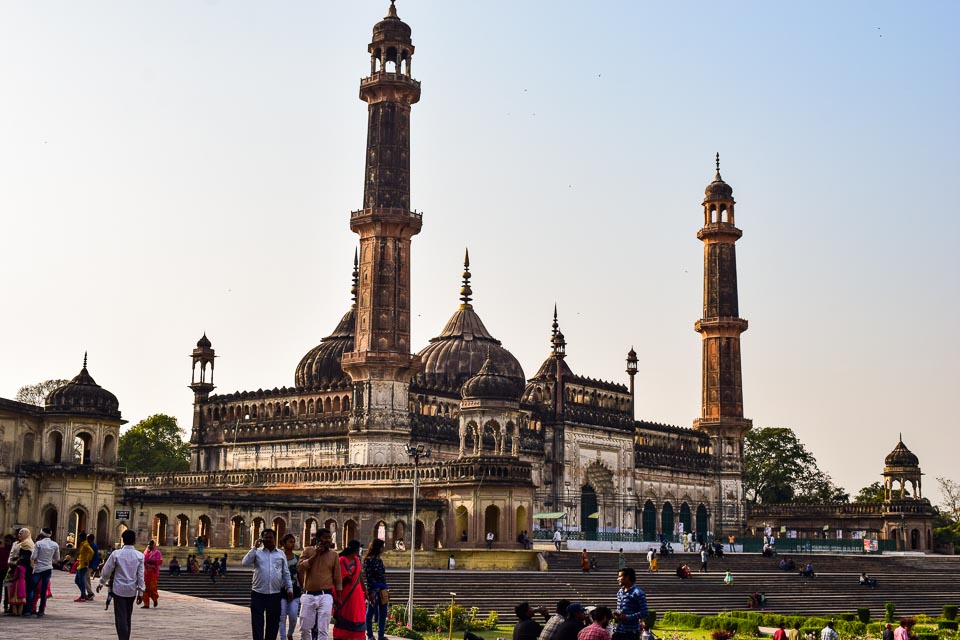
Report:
76,534,93,602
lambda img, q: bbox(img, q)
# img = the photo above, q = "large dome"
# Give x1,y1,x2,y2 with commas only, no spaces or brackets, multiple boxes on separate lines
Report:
414,307,524,395
45,356,121,420
294,307,355,390
462,358,524,402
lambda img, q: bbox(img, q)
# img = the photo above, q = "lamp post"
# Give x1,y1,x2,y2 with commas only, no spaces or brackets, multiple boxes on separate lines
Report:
406,443,431,628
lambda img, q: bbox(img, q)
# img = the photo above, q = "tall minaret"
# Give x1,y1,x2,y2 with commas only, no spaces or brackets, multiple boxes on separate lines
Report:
189,333,216,471
693,154,752,535
341,1,423,465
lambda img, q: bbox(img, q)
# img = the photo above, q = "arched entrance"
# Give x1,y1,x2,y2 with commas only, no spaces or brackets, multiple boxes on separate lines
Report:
433,518,444,549
661,502,675,540
68,507,88,546
176,515,190,546
198,515,212,546
911,528,920,550
230,516,245,548
49,432,64,463
74,432,93,464
97,509,110,546
580,485,598,538
153,514,169,545
324,519,339,549
42,506,58,541
642,501,657,541
103,434,116,465
374,521,386,542
391,521,406,550
679,503,692,535
344,519,358,547
695,504,709,541
455,507,468,542
484,505,500,543
303,518,318,547
415,520,425,550
272,517,286,539
251,517,266,542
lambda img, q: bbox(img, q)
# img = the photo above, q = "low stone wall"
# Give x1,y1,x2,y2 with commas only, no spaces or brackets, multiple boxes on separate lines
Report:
381,549,541,571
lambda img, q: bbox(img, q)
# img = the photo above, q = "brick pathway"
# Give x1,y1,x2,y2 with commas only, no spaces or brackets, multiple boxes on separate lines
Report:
0,568,250,639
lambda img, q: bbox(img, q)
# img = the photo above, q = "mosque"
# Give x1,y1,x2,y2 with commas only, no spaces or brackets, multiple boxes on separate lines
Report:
0,2,936,553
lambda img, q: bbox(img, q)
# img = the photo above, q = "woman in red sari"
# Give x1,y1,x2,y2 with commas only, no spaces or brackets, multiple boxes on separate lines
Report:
142,540,162,608
333,540,366,640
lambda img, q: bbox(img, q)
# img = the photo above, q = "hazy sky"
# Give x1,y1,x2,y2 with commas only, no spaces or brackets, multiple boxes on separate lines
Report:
1,1,957,504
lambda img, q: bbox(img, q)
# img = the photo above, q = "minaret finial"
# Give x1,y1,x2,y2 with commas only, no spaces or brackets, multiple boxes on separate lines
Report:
351,248,359,304
551,304,559,339
715,152,722,180
459,248,473,308
387,0,398,18
83,351,88,369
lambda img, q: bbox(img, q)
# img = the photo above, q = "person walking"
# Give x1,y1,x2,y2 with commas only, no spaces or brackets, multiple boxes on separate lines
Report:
447,554,455,570
98,529,145,640
486,531,495,550
613,568,648,640
882,624,894,640
580,549,590,573
244,528,294,640
86,534,101,599
279,534,302,640
1,533,13,614
728,535,736,553
646,548,658,573
334,540,366,640
773,621,787,640
75,532,93,602
298,528,342,640
699,547,708,573
553,530,562,552
28,527,60,617
618,549,626,571
723,571,734,586
142,540,162,608
363,538,389,640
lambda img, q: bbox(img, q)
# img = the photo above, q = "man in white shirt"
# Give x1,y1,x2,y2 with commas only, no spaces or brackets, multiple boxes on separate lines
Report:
98,529,145,640
243,528,293,640
28,528,60,617
553,530,562,552
486,531,494,550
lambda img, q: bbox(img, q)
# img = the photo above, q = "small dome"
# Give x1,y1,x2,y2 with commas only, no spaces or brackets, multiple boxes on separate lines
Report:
196,333,212,349
885,438,919,468
295,307,355,390
704,153,734,200
45,357,121,420
414,307,525,395
372,1,412,45
462,358,524,402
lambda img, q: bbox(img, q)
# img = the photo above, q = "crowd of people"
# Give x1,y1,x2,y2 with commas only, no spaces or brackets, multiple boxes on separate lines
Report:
513,567,650,640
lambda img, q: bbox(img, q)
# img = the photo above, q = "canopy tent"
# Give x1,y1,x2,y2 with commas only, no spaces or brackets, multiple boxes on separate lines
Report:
533,512,566,519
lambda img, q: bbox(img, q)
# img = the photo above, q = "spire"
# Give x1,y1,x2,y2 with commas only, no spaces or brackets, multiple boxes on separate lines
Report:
82,351,88,370
351,248,359,305
459,248,473,308
715,152,721,180
386,0,398,18
550,306,566,358
551,304,558,340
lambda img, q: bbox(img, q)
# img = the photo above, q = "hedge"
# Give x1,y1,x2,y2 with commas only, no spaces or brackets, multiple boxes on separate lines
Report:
857,608,871,624
699,616,759,635
938,620,959,631
835,620,866,635
837,613,857,622
662,612,703,628
885,603,897,623
944,606,958,622
917,634,938,640
867,622,885,635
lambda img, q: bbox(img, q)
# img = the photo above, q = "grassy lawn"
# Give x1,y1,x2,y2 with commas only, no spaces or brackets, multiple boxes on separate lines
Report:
422,627,512,640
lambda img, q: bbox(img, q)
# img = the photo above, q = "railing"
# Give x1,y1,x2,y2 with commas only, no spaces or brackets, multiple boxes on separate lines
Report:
123,457,532,490
739,536,896,554
349,208,423,221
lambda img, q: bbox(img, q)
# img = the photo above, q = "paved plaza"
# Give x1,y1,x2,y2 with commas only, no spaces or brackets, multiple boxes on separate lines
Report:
0,568,251,639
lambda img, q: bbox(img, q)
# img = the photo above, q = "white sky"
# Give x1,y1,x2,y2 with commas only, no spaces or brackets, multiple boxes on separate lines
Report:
1,1,957,503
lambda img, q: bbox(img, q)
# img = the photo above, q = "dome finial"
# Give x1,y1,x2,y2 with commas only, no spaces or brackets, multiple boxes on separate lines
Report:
459,248,473,308
552,304,558,338
351,248,359,304
715,152,721,180
83,351,88,369
386,0,398,18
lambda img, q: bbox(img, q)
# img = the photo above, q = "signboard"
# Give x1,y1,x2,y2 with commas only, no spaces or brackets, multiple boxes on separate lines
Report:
115,509,131,521
863,539,878,552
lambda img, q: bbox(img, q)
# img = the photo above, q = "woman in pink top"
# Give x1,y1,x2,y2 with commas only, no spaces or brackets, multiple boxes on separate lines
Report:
142,540,163,608
894,618,913,640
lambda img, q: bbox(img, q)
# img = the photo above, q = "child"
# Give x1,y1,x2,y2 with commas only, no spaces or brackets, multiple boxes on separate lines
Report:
9,558,27,616
98,573,114,611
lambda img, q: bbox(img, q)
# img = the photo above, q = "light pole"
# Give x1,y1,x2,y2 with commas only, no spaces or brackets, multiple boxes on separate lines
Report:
406,443,431,628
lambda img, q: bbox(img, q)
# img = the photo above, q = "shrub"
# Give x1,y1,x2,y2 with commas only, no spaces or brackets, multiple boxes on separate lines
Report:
885,603,897,623
944,606,958,622
429,604,497,631
803,618,830,629
646,610,658,631
835,620,866,635
867,622,885,635
838,614,857,622
662,612,703,629
712,631,734,640
917,633,938,640
800,627,820,639
700,617,757,634
385,623,425,640
388,605,433,632
858,608,871,624
938,620,959,631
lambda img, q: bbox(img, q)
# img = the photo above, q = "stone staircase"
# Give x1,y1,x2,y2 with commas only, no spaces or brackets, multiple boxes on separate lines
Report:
158,551,960,626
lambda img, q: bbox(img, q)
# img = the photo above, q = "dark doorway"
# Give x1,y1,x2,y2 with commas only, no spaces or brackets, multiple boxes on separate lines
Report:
580,485,598,538
642,501,657,541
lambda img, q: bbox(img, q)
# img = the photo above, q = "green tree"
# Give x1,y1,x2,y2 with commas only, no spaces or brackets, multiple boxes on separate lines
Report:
937,477,960,522
854,481,886,504
744,427,848,505
15,379,70,406
118,414,190,472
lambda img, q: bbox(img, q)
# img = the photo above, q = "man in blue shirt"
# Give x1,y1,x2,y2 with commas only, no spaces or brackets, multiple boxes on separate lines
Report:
614,568,648,640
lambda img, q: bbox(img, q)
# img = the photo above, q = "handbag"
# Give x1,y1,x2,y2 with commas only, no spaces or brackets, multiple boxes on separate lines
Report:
379,588,389,605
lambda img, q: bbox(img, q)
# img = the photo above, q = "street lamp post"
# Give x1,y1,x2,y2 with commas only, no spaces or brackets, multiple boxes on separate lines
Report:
406,444,431,628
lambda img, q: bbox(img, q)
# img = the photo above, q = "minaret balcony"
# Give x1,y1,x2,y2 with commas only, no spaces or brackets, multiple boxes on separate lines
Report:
697,223,742,241
695,317,749,334
361,71,421,89
350,207,423,234
360,72,421,103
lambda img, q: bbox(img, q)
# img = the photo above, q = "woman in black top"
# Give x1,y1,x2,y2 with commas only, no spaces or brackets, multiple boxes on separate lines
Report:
363,539,388,640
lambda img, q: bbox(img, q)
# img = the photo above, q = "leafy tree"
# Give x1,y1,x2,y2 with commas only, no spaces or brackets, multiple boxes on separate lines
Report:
118,414,190,473
744,427,848,505
854,481,887,504
937,477,960,522
15,379,70,406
